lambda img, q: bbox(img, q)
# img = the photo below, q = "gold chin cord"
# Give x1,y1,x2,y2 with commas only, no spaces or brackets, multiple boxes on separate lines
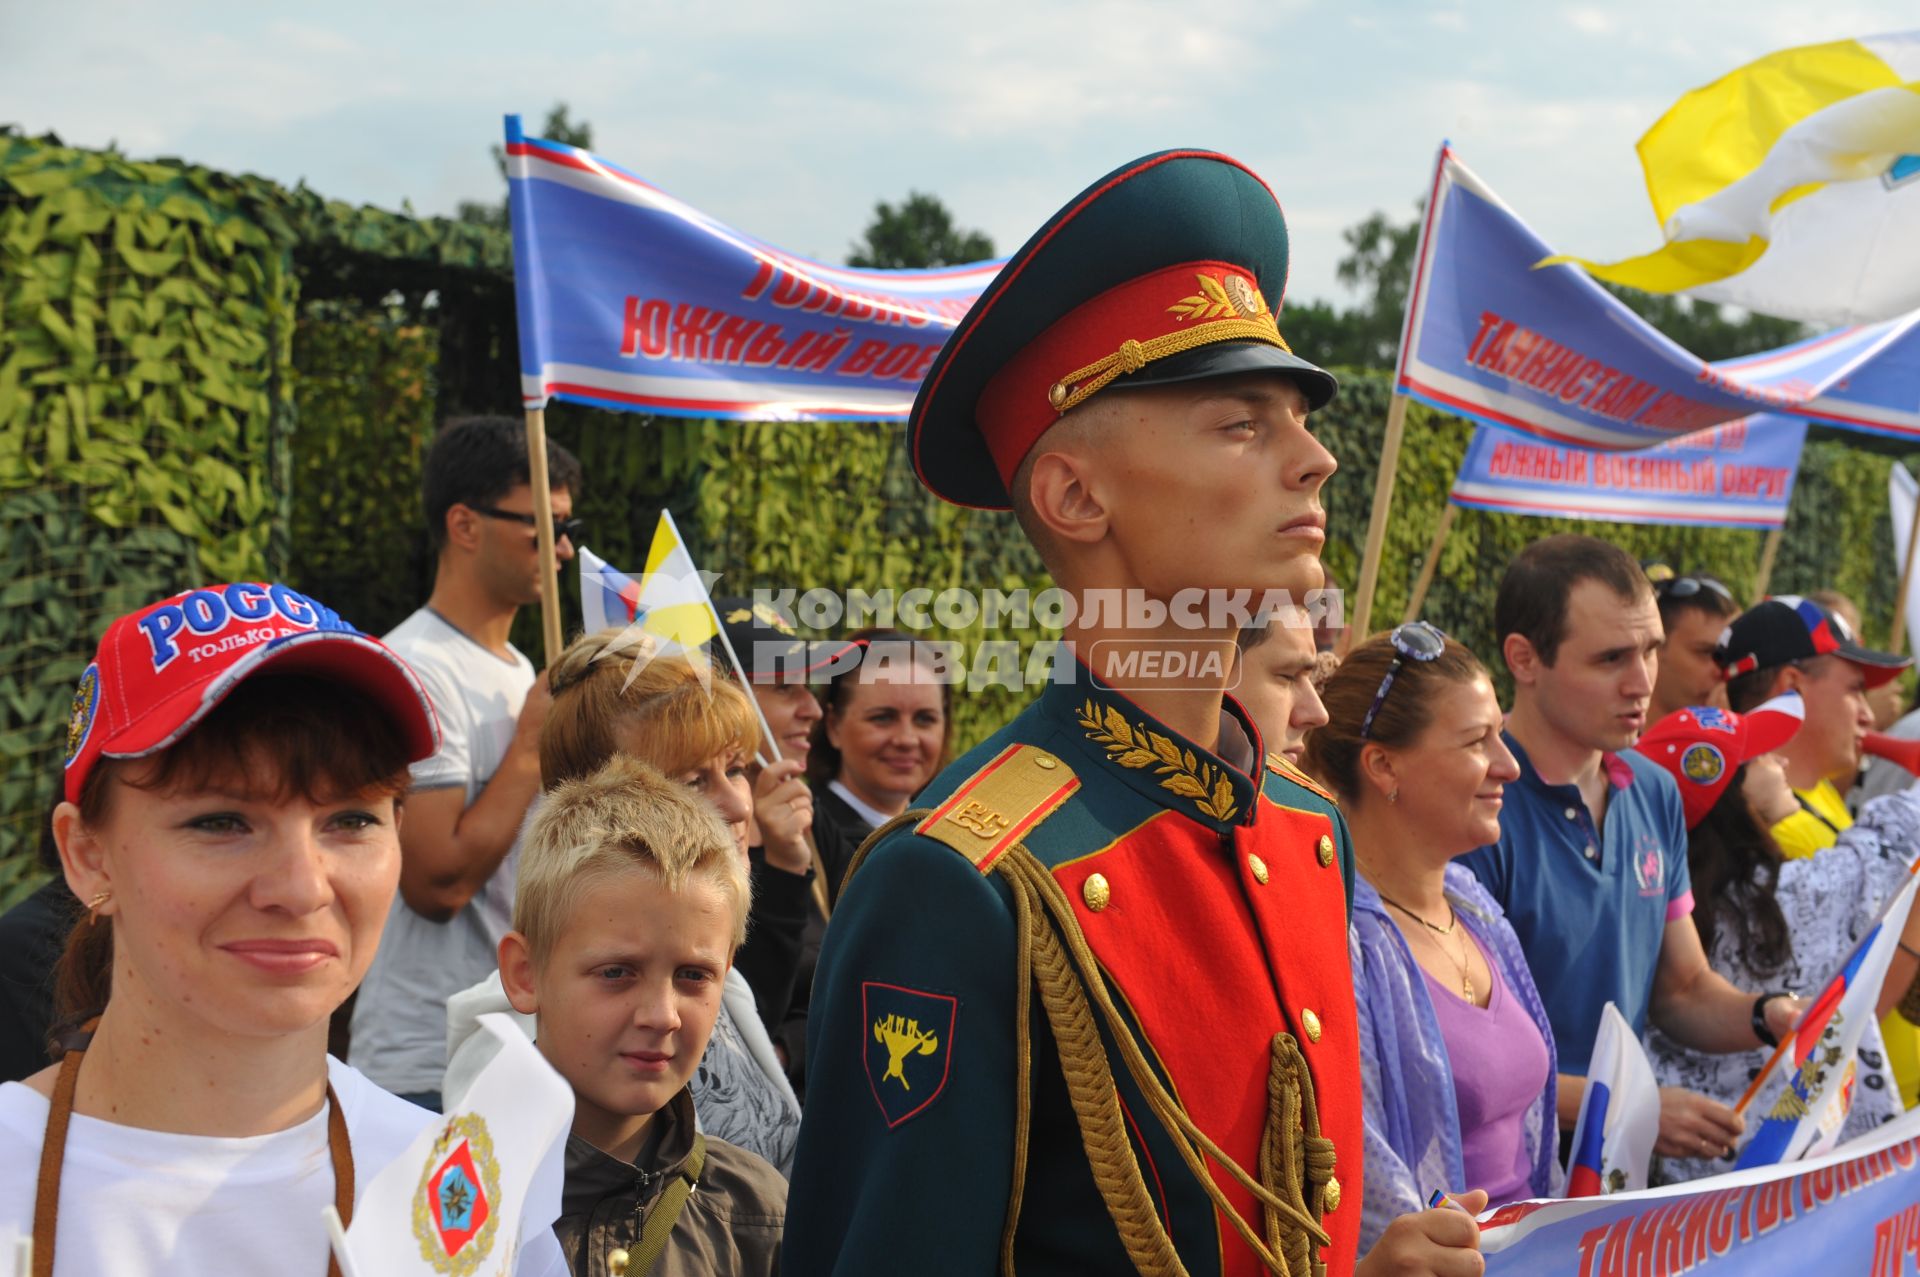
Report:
994,844,1332,1277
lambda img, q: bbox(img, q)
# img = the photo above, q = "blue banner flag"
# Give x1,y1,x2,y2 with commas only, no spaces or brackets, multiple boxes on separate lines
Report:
1396,145,1920,449
1479,1108,1920,1276
504,115,1004,421
1450,414,1807,529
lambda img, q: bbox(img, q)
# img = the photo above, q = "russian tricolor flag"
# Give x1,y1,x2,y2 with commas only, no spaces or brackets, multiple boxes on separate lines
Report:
578,545,643,634
1736,873,1920,1168
576,512,723,658
1566,1002,1660,1197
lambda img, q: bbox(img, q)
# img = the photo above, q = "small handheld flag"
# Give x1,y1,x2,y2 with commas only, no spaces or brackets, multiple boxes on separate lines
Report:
330,1014,573,1276
1566,1002,1660,1196
578,546,643,635
1736,873,1920,1167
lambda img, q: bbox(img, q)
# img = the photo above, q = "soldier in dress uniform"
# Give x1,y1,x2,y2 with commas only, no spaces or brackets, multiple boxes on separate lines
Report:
783,150,1373,1277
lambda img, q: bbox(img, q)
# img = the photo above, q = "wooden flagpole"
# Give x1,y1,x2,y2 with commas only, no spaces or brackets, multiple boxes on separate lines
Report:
1350,393,1410,642
524,407,564,667
1403,502,1458,625
1752,527,1783,601
1894,472,1920,653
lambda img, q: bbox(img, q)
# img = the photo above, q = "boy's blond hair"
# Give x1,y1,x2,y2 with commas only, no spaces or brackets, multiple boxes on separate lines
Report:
513,754,751,964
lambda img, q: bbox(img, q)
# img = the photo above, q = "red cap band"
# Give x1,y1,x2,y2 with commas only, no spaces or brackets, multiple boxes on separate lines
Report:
974,260,1287,487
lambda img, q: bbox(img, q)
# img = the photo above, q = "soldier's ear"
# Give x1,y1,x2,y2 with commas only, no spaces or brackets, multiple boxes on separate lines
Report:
1024,449,1108,548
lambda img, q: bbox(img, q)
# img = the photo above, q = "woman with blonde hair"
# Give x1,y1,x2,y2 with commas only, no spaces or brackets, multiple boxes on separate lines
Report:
448,629,801,1175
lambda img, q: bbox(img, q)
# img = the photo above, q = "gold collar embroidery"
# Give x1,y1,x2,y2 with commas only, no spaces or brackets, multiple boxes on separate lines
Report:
1078,699,1239,823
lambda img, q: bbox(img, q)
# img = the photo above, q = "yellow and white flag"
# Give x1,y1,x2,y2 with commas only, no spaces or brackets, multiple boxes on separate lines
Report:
634,509,723,658
1559,33,1920,325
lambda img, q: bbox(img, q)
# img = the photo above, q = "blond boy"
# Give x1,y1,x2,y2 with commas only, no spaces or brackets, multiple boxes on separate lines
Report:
499,756,785,1277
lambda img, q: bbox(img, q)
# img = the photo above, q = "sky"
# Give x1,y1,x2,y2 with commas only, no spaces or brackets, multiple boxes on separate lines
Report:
2,1,1913,306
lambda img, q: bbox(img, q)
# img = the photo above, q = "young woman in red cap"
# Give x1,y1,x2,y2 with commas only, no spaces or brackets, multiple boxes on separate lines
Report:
0,584,566,1276
1633,693,1920,1181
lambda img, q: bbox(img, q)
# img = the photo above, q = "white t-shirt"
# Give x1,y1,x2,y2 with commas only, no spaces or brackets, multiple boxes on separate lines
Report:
352,608,535,1096
0,1057,566,1276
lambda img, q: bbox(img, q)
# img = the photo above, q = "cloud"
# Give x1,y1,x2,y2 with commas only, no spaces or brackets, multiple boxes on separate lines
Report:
3,0,1915,307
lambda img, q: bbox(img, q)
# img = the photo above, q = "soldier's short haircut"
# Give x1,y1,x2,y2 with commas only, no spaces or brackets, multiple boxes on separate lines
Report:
512,754,751,965
1496,534,1651,668
421,415,583,555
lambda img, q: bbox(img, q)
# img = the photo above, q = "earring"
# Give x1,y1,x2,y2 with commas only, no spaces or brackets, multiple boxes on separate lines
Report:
86,890,112,926
1388,789,1399,805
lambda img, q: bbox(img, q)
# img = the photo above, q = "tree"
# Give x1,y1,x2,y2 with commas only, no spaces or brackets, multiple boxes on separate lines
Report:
456,103,593,230
847,192,993,269
1278,206,1421,369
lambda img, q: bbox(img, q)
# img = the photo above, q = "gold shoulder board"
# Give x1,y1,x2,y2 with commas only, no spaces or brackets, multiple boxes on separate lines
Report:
916,743,1081,873
1267,751,1338,806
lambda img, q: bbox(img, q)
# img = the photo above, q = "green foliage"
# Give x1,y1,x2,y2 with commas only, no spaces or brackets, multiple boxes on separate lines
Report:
0,130,301,889
286,303,441,636
0,129,512,887
687,419,1050,750
847,192,994,269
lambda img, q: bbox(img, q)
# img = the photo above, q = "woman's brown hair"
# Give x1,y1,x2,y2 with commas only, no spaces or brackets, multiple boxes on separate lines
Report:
52,673,414,1047
805,629,955,787
1303,629,1490,804
541,629,760,787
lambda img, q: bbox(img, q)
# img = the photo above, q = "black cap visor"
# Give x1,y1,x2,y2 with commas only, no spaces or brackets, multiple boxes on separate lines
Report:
1836,642,1911,688
1104,340,1338,410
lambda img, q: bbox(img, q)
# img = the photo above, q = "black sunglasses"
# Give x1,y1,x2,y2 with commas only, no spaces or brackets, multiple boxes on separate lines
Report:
471,505,585,544
1655,575,1733,603
1359,621,1447,741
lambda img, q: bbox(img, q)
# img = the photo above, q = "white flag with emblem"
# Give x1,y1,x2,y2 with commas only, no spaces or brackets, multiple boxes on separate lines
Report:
329,1014,573,1276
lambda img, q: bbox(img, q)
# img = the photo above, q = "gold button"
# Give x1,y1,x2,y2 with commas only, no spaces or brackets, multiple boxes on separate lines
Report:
1083,873,1111,912
1316,834,1335,867
1301,1008,1322,1043
1248,853,1269,885
1324,1175,1342,1212
1034,753,1058,770
610,1249,632,1277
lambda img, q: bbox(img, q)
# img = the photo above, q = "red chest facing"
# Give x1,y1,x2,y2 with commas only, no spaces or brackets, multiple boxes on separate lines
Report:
1050,797,1364,1276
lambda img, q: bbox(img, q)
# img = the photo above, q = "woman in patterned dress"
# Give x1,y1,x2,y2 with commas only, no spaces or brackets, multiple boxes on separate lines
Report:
1635,696,1920,1181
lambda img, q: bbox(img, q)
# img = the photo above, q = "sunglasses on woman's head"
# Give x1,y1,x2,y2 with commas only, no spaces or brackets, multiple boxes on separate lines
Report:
1656,576,1733,604
1359,621,1447,742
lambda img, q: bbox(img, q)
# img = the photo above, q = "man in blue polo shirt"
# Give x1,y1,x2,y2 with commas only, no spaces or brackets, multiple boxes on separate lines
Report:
1461,535,1805,1166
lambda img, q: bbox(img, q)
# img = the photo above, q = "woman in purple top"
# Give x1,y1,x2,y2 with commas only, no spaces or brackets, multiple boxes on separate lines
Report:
1305,626,1564,1255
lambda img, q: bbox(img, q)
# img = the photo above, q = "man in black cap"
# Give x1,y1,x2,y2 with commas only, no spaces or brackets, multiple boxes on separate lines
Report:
784,151,1474,1277
1720,594,1911,861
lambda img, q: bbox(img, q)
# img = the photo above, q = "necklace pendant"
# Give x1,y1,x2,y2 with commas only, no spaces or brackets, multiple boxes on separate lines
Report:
1464,975,1474,1002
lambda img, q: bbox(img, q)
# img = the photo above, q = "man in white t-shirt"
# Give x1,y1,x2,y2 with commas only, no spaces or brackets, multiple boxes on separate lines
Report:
350,416,582,1109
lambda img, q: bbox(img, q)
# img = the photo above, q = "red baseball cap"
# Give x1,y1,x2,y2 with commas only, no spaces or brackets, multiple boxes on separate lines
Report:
1631,693,1804,829
63,583,439,803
